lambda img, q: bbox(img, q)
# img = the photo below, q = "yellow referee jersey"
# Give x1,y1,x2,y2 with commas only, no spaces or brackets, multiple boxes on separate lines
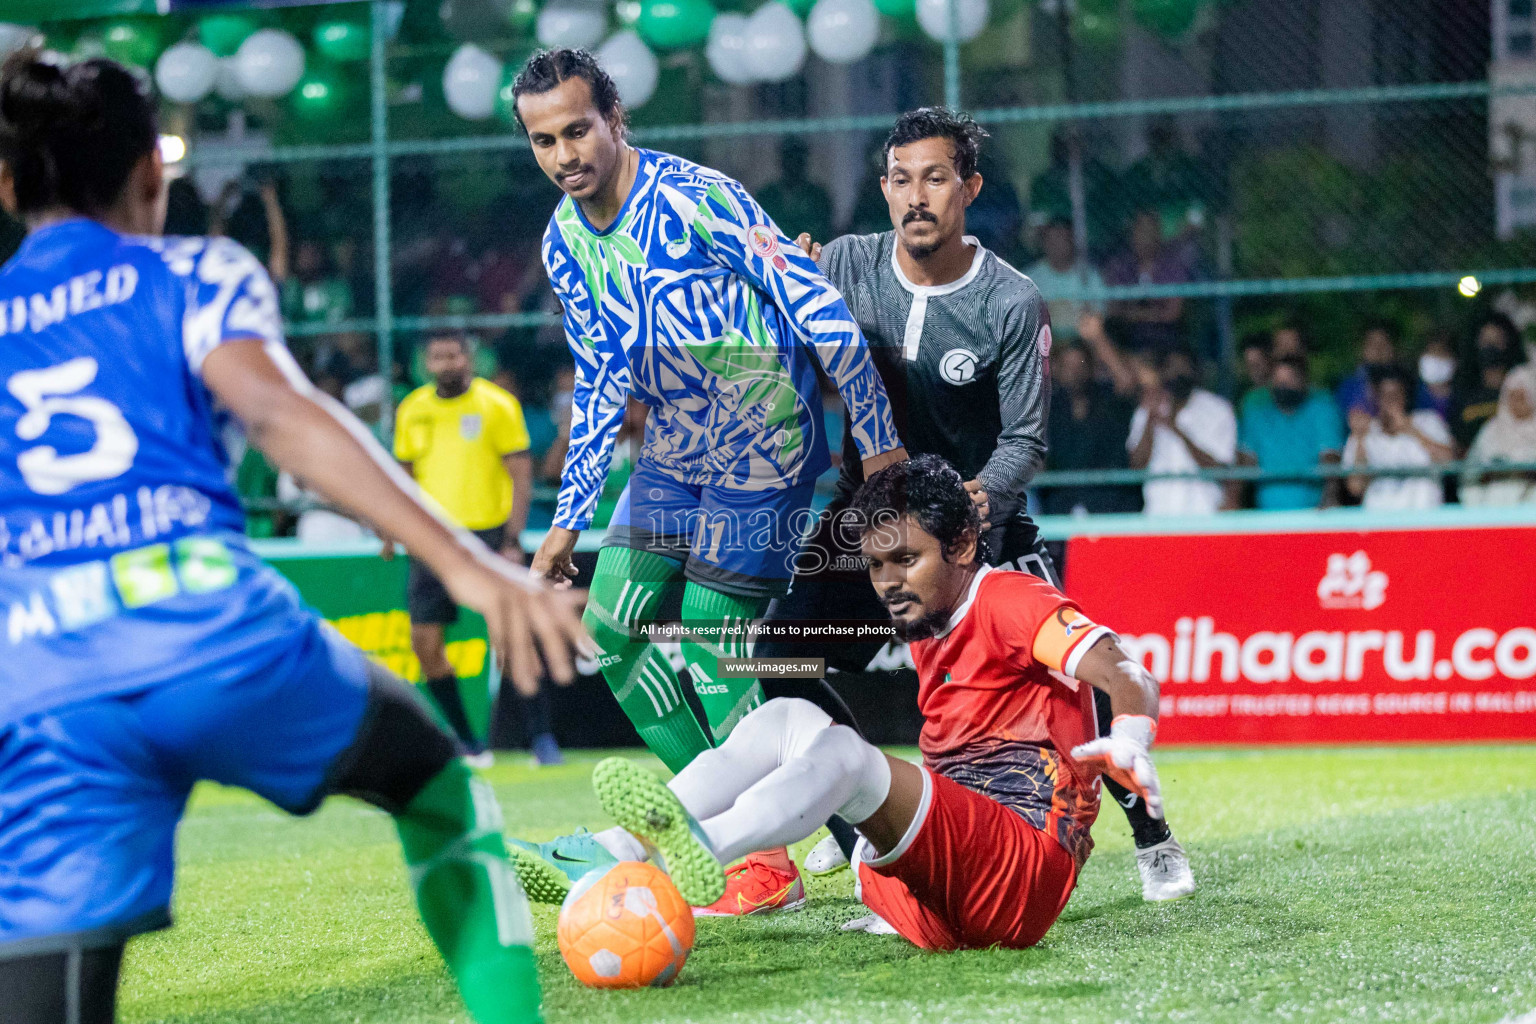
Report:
393,378,530,530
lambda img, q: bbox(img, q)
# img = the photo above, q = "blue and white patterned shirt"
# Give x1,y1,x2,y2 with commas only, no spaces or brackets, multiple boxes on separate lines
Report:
542,148,900,530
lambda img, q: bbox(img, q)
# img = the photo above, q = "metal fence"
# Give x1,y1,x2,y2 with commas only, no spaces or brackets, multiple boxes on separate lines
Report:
24,0,1536,507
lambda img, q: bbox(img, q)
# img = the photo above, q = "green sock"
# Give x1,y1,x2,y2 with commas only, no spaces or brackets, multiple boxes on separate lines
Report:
395,760,541,1024
585,546,712,774
680,582,768,742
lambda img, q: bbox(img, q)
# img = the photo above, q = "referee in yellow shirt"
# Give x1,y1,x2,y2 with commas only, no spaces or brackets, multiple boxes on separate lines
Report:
394,332,560,766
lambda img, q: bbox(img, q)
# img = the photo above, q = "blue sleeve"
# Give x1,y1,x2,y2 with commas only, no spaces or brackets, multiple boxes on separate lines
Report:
543,231,631,531
1335,371,1368,415
688,180,901,460
153,236,284,376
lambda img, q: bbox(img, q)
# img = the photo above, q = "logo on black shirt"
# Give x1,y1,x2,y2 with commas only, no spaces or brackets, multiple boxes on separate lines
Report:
940,348,978,385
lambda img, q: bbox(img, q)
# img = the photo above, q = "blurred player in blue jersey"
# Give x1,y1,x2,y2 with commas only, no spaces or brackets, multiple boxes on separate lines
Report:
509,49,906,914
0,52,587,1024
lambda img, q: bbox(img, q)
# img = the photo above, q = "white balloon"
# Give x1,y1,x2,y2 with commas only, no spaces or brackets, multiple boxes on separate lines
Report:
596,31,659,108
443,43,503,120
214,57,245,102
807,0,878,63
0,23,34,60
706,13,756,85
71,35,107,61
916,0,988,43
154,42,218,104
235,28,306,99
743,2,806,84
536,2,607,49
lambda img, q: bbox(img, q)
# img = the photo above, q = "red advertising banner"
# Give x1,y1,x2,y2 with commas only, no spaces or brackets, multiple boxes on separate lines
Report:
1065,527,1536,745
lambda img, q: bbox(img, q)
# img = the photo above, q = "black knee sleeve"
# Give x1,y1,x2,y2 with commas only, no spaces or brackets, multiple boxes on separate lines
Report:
0,943,123,1024
329,664,460,816
825,814,860,860
1093,685,1113,734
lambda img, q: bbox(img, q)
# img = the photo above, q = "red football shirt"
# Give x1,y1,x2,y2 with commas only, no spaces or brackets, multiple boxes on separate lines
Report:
909,565,1109,865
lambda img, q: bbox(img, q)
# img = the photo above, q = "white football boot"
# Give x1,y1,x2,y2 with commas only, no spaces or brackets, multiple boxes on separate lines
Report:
803,834,850,875
841,913,899,935
1136,836,1196,902
842,838,896,934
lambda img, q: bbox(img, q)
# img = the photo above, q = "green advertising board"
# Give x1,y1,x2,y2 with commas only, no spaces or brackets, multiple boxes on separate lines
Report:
254,539,494,736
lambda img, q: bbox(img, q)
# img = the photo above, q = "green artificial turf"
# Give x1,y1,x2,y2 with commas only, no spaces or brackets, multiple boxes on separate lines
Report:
120,745,1536,1024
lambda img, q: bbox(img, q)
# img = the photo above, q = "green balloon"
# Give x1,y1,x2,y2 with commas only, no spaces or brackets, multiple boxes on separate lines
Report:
637,0,717,49
313,19,370,63
992,0,1025,23
199,13,258,58
292,71,346,120
873,0,915,20
495,48,539,124
495,65,517,125
101,19,160,67
780,0,815,14
40,26,75,56
507,0,540,33
1131,0,1201,37
1074,8,1120,46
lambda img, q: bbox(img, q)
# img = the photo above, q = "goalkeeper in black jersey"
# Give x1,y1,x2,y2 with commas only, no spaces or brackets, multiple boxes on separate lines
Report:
755,108,1196,904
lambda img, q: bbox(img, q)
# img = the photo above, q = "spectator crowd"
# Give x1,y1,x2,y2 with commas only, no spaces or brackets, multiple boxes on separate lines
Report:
1042,309,1536,516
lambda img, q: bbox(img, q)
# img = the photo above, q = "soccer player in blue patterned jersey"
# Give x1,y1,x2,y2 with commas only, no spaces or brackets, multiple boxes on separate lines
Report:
0,53,588,1023
511,49,906,914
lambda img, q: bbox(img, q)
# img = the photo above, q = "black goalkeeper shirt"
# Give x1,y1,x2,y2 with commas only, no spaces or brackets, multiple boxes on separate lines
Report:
820,231,1051,525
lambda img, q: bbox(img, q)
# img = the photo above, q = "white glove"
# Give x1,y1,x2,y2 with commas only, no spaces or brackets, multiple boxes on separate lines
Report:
1071,714,1164,820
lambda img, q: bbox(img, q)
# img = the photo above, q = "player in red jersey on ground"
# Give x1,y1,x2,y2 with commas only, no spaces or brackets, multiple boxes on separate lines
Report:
591,454,1169,948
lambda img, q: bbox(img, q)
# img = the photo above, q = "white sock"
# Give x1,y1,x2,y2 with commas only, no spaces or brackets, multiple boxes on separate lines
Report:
698,724,891,865
667,698,835,821
592,825,648,863
596,700,841,866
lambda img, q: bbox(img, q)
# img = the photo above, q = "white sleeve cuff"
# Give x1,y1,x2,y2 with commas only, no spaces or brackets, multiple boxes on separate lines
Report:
860,766,933,869
1064,625,1114,678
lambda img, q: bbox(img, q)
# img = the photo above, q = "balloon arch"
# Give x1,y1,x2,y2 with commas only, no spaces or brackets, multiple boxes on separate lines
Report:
0,0,1207,119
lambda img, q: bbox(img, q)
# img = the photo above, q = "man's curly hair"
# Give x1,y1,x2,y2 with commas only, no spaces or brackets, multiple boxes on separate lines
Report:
884,107,989,179
850,454,981,557
511,48,627,135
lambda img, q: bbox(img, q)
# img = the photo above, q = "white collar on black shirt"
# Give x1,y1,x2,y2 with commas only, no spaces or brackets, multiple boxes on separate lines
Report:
890,235,988,361
889,235,987,297
931,563,993,640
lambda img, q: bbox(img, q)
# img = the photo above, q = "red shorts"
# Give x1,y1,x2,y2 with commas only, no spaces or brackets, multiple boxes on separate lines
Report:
856,767,1079,951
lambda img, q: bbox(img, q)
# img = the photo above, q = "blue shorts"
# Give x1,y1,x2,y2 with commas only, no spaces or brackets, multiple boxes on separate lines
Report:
605,460,819,599
0,617,370,956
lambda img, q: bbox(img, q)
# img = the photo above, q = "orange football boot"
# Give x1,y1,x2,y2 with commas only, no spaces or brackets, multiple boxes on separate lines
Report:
693,849,807,917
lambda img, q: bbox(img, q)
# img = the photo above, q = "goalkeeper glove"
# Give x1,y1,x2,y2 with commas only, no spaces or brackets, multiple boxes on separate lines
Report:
1070,714,1164,819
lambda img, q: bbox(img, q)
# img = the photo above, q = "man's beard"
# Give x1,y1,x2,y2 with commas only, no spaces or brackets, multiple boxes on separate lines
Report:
891,608,949,642
901,212,941,259
902,238,943,260
885,590,949,642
